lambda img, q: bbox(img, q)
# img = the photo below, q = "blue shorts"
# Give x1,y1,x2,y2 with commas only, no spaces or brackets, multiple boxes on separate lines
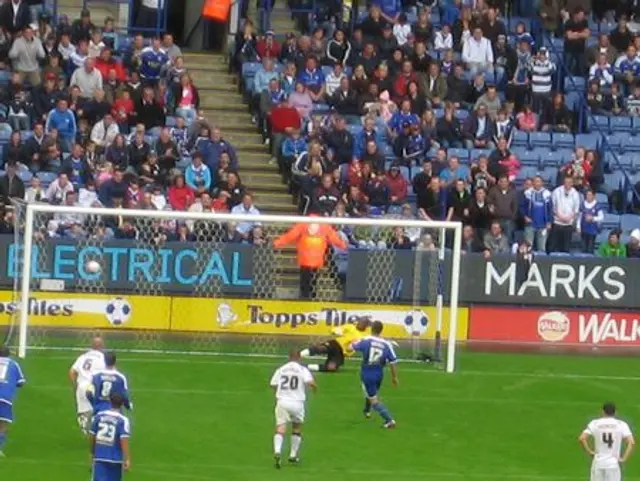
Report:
0,401,13,423
92,461,123,481
361,379,382,398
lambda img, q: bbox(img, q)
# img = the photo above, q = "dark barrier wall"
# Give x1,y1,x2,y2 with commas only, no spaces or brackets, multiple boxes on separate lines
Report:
3,235,638,308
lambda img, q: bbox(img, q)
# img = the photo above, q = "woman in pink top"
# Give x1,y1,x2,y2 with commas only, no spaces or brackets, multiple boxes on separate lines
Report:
515,104,537,132
172,73,200,126
287,82,313,120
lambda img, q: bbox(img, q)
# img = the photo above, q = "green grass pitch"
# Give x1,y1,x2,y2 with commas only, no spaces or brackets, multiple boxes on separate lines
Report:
3,350,640,481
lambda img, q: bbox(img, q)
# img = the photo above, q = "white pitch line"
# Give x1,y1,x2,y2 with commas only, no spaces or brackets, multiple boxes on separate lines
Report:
3,457,625,481
32,352,640,382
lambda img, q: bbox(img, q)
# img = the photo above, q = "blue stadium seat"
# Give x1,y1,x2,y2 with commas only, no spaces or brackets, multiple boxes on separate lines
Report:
515,149,540,167
596,192,609,211
575,133,600,151
433,108,445,118
620,214,640,232
632,117,640,135
599,22,615,34
447,148,469,160
541,166,558,184
605,132,627,153
602,214,621,229
618,153,634,170
587,115,609,133
609,116,632,133
165,117,177,128
596,230,612,246
17,170,32,182
455,110,469,122
0,130,10,142
604,171,627,190
517,166,538,181
470,149,491,161
540,150,565,167
622,135,640,153
529,132,552,148
564,76,586,92
511,129,528,148
551,132,574,150
37,172,57,184
347,124,363,136
321,66,332,78
565,92,581,111
509,16,531,32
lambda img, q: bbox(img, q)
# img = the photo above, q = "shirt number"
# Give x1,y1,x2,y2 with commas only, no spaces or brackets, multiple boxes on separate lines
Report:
96,422,116,444
280,375,300,390
368,347,384,364
0,363,7,382
101,381,113,398
83,359,93,371
602,432,614,449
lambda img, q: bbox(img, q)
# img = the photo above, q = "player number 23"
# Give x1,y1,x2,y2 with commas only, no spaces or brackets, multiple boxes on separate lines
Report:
97,422,116,444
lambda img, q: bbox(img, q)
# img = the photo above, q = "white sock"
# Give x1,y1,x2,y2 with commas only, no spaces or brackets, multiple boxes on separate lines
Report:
290,433,302,458
300,349,310,357
308,364,319,371
273,433,284,455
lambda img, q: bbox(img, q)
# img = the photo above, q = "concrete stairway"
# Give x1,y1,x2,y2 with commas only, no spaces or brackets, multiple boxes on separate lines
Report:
56,0,119,26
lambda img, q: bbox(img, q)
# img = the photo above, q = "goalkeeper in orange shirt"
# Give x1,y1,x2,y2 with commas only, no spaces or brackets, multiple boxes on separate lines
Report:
300,318,371,372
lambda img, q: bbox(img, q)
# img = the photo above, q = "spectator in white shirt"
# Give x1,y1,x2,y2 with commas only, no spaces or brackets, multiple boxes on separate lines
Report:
57,32,76,62
70,39,89,69
90,113,119,150
549,175,581,253
45,172,75,204
88,28,106,58
230,193,261,238
393,14,412,46
462,27,494,77
47,191,85,237
434,25,453,51
588,52,614,87
70,57,103,98
24,177,45,203
325,64,346,97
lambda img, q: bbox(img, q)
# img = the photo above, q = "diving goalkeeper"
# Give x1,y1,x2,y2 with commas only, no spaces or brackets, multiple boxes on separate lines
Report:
300,318,371,372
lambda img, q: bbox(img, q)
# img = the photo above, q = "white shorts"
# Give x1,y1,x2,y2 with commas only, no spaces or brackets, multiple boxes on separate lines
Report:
275,400,305,426
76,382,93,414
591,465,621,481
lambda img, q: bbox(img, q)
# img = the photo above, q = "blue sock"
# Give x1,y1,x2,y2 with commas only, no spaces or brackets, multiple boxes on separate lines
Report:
363,398,372,414
373,402,392,423
0,432,6,450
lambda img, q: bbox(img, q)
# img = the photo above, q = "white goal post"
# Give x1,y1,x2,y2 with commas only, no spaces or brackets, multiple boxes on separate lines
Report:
15,203,463,372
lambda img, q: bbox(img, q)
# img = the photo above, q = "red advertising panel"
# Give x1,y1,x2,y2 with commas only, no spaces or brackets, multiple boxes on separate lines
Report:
469,307,640,346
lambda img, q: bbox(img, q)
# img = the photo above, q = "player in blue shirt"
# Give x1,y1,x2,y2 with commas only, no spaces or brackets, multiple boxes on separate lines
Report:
352,321,398,428
0,346,26,455
89,352,132,415
139,37,169,85
89,393,131,481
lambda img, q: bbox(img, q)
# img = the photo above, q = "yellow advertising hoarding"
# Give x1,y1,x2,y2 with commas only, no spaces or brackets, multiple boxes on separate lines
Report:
0,291,171,330
171,298,468,340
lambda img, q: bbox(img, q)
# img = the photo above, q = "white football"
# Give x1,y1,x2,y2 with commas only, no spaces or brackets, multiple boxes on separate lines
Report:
105,297,132,326
86,260,102,274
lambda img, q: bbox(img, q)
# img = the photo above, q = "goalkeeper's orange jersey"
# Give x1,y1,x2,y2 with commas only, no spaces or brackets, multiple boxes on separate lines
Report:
334,325,370,357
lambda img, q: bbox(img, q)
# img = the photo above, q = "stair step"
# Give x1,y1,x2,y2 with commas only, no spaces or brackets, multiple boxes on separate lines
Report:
243,172,285,184
202,109,253,125
223,132,264,144
182,52,227,65
188,70,235,85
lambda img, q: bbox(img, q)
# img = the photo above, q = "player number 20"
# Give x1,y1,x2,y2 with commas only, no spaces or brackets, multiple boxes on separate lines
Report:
101,381,113,398
280,375,299,390
602,432,614,449
96,422,116,444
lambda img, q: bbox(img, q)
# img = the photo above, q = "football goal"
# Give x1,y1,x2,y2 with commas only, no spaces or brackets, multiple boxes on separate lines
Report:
7,201,463,372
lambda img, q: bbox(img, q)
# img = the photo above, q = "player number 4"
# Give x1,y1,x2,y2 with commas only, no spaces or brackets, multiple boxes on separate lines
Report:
280,375,299,390
602,432,614,449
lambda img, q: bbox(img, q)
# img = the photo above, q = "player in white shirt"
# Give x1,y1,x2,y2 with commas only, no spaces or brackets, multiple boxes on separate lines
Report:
68,336,106,435
269,350,317,469
579,402,635,481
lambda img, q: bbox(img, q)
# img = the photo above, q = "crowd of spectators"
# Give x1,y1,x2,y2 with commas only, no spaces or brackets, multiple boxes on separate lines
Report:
0,0,265,243
233,0,640,257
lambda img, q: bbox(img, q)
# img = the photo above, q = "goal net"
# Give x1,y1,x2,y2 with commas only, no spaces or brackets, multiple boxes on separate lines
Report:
6,201,463,372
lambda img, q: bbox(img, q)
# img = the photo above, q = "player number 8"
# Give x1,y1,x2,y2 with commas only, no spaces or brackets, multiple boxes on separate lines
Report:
101,381,113,398
96,422,116,444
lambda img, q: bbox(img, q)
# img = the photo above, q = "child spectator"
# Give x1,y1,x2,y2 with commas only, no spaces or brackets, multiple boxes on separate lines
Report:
577,189,603,254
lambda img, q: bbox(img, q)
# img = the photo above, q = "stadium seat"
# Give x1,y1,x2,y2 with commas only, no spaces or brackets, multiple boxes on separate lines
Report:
564,76,585,92
620,214,640,232
511,129,528,148
604,171,627,190
565,92,581,111
575,133,600,151
605,132,628,153
470,149,491,161
347,125,363,136
587,115,609,133
528,132,552,148
609,116,632,133
0,130,10,142
37,172,57,184
541,166,558,184
551,132,574,150
540,150,565,167
596,230,612,246
632,117,640,135
447,148,469,160
454,110,469,122
515,149,540,167
602,214,620,229
17,170,32,182
165,117,177,128
595,192,609,211
517,166,538,181
618,153,634,171
622,135,640,153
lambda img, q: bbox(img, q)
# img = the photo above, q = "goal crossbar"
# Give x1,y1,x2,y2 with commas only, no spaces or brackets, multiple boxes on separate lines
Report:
17,203,463,372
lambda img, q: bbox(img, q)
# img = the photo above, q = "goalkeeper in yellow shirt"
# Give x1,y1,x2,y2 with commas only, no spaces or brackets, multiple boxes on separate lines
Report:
300,318,371,372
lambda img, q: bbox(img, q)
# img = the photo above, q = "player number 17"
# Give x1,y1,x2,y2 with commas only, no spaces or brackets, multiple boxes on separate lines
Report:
368,347,384,364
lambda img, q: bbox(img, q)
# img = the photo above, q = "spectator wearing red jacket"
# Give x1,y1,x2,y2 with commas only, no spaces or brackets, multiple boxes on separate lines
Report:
95,48,127,82
393,60,419,101
268,98,301,160
385,165,408,210
256,31,281,59
111,90,135,129
168,174,195,211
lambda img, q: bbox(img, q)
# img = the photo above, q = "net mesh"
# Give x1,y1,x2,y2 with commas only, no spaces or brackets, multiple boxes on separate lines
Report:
8,202,453,364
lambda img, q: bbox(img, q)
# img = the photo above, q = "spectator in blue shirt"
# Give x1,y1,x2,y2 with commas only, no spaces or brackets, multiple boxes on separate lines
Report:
45,98,77,153
185,152,212,195
520,175,553,252
439,156,469,186
353,116,378,159
577,189,604,254
296,56,325,102
139,36,169,86
199,127,239,172
372,0,400,23
388,99,420,137
252,58,279,122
